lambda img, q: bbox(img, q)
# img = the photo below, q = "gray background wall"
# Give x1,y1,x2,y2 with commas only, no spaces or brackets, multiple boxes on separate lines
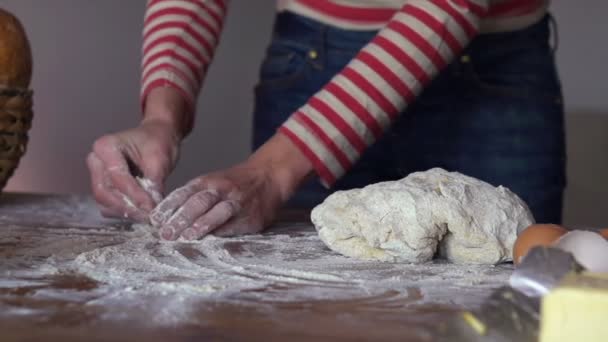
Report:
1,1,607,226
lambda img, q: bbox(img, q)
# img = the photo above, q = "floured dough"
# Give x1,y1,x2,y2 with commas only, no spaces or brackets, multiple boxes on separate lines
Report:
311,168,534,264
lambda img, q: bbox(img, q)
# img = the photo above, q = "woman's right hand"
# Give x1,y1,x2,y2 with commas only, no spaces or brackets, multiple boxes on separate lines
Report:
87,87,190,222
87,117,181,222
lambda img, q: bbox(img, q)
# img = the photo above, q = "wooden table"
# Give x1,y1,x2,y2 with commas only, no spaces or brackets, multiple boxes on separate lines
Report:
0,193,512,341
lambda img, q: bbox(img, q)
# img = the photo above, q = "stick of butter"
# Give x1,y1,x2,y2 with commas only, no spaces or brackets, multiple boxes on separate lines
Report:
540,272,608,342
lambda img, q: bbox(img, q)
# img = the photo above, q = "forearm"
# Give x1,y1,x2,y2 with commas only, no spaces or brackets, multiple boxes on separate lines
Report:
140,0,229,134
142,87,190,141
248,132,314,202
280,0,489,187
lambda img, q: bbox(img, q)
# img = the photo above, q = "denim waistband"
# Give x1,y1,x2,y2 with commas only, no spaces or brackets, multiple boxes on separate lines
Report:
272,11,553,53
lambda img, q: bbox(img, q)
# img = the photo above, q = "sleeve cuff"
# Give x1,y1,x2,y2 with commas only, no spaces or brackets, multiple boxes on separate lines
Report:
279,121,344,189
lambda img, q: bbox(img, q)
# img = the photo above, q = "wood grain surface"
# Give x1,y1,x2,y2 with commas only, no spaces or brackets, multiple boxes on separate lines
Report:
0,193,509,341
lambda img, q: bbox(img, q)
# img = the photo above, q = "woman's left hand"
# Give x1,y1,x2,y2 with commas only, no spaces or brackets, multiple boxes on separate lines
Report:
150,133,313,240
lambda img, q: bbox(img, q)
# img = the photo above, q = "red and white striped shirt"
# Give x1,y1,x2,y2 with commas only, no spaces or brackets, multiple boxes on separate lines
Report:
142,0,550,187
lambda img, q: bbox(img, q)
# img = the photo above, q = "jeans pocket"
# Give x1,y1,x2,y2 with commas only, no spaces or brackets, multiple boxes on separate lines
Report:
463,50,563,104
473,71,563,104
256,38,311,90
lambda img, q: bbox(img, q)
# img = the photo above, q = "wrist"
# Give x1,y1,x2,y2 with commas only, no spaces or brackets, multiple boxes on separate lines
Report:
142,87,193,140
140,115,183,147
248,132,314,202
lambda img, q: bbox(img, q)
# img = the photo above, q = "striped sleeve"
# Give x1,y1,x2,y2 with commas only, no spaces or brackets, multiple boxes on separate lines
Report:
279,0,489,187
141,0,228,132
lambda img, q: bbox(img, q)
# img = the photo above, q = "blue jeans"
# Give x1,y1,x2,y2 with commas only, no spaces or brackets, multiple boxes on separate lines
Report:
252,12,566,224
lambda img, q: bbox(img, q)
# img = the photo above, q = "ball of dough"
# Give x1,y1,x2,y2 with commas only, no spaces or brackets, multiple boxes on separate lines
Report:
0,8,32,88
311,168,535,264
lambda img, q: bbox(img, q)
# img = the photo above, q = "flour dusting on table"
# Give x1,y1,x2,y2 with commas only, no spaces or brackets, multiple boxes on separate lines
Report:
0,194,513,327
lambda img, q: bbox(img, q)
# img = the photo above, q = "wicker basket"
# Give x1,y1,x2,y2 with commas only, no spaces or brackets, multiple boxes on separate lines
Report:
0,87,32,190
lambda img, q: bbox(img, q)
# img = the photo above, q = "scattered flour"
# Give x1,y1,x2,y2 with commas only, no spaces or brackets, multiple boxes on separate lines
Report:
119,177,163,213
136,176,163,204
120,194,137,213
0,194,513,326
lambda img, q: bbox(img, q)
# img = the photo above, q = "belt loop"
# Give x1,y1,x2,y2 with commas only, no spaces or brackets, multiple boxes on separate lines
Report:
548,14,559,54
321,25,328,68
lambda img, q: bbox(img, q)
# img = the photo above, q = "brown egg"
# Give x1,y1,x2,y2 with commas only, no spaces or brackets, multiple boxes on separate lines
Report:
513,224,568,264
599,229,608,240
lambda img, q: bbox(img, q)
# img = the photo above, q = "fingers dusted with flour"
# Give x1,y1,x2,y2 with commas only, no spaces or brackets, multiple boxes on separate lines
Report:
93,136,156,212
152,185,222,240
151,174,251,241
152,132,313,241
87,152,149,222
181,200,239,240
87,113,183,222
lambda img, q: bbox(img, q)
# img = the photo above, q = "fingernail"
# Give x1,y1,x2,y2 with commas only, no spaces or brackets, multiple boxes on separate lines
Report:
182,228,197,241
150,212,164,226
160,227,174,240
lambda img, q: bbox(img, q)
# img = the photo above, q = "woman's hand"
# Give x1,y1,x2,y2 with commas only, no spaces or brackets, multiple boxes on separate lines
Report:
151,132,313,240
87,87,189,221
87,118,180,221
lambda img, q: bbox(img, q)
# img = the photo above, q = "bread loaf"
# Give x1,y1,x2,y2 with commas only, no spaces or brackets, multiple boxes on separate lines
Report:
0,8,32,89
